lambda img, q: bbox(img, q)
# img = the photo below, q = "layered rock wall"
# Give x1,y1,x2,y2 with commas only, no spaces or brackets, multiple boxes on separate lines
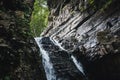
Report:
42,0,120,80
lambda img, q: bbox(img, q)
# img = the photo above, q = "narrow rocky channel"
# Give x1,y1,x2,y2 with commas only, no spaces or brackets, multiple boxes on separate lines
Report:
35,37,87,80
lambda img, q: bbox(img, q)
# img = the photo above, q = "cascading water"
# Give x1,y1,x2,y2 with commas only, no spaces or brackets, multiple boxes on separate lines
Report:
71,55,85,75
50,22,86,76
35,37,87,80
50,37,67,51
50,37,86,76
35,37,56,80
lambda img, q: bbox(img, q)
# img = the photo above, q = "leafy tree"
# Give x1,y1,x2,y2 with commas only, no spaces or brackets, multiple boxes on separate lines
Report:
30,0,49,37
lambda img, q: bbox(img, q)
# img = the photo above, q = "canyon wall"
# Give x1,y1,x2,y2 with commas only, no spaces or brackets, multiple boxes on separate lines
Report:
0,0,46,79
42,0,120,80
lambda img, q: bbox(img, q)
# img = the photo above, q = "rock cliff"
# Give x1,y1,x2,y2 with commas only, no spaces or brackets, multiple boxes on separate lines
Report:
41,0,120,80
0,0,46,80
38,37,87,80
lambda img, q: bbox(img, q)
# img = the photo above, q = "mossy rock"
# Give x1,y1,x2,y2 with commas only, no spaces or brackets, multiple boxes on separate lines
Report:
97,30,111,44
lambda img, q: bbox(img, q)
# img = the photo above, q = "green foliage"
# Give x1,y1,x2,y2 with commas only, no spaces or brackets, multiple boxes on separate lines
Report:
88,0,113,11
89,0,94,4
30,0,49,37
4,76,10,80
100,0,112,11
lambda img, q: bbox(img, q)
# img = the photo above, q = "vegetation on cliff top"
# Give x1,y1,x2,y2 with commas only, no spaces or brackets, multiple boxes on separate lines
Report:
30,0,49,37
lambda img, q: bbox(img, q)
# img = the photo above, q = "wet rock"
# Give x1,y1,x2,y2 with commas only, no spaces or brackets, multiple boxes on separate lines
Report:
42,0,120,80
40,38,86,80
40,37,53,45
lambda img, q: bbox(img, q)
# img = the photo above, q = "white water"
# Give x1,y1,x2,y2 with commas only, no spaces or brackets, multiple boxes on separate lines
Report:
35,37,85,80
50,37,85,75
71,55,85,75
50,17,86,75
50,37,67,51
35,37,56,80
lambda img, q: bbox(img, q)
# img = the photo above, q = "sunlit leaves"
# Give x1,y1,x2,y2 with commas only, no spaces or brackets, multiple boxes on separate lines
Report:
30,0,49,37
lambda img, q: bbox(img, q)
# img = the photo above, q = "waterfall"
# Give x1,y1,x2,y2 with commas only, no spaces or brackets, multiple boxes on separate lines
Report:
35,37,56,80
49,15,86,75
35,37,87,80
71,55,85,75
50,37,85,76
50,37,67,51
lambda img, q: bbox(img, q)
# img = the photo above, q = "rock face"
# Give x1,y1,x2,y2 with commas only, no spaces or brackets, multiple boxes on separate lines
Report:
42,0,120,80
40,37,86,80
0,0,46,80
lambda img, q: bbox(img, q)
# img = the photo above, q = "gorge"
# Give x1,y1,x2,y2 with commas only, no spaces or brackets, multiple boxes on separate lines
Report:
0,0,120,80
39,0,120,80
35,37,87,80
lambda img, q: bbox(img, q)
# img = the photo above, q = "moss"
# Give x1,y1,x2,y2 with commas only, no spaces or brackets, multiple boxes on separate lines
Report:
97,30,109,36
4,76,10,80
79,6,85,12
100,0,113,11
71,37,78,43
97,30,110,43
89,0,94,4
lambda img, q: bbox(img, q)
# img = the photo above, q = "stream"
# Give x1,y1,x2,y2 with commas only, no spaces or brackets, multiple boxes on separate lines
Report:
35,37,87,80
